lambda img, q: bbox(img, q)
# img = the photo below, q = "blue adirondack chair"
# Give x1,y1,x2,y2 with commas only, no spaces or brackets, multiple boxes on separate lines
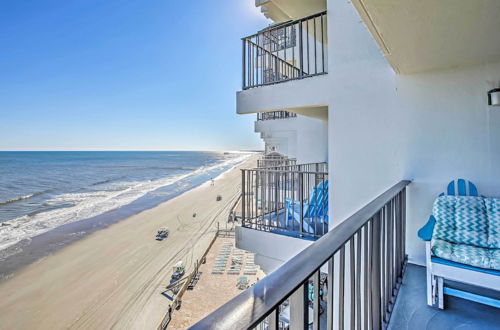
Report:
285,180,328,235
418,178,500,309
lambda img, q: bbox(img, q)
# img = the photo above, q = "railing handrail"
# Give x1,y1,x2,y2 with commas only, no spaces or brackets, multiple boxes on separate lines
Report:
242,11,327,40
190,180,411,330
248,161,327,172
259,154,293,159
257,161,325,167
243,169,328,175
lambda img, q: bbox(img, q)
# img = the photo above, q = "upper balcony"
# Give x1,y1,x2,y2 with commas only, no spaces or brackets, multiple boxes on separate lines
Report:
242,11,327,90
237,12,329,117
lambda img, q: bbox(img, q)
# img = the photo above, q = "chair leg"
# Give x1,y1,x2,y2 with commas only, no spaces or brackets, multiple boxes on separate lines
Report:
426,269,434,306
425,242,435,307
437,276,444,309
431,276,437,307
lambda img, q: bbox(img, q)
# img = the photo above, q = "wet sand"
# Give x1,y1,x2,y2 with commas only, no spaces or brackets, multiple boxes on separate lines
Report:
0,156,256,330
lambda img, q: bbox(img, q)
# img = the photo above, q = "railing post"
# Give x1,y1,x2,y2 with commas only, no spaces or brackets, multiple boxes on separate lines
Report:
241,170,245,227
299,172,304,237
313,270,321,330
268,309,279,330
242,39,246,90
290,283,309,330
371,213,382,330
298,21,304,79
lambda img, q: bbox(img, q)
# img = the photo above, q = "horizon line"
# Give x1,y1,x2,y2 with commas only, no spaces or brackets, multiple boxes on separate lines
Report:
0,149,264,152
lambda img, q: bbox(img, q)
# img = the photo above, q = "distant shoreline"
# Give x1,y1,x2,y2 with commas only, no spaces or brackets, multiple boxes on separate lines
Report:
0,155,251,281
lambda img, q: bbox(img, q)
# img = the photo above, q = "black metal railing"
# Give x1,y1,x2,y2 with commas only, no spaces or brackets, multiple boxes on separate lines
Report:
191,180,410,330
242,11,327,89
257,153,297,168
240,162,328,239
257,111,297,121
259,152,289,159
256,157,297,168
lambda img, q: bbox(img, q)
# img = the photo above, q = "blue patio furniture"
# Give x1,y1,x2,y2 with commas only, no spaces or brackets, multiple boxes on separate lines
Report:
418,179,500,309
285,180,328,235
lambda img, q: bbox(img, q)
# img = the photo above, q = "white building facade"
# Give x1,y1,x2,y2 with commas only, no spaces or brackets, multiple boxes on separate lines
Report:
192,1,500,328
236,0,500,272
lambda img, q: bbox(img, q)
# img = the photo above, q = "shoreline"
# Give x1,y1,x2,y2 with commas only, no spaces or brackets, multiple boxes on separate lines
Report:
0,154,252,281
0,155,257,330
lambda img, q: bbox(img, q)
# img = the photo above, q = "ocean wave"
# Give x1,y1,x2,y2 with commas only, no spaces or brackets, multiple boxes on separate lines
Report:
0,154,250,252
90,176,125,186
130,166,195,172
0,190,49,207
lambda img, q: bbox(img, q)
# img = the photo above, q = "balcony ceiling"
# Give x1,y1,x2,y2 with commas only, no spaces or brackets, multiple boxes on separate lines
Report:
351,0,500,74
256,0,326,22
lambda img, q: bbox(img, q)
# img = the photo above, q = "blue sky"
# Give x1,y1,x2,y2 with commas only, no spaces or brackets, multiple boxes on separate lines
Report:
0,0,269,151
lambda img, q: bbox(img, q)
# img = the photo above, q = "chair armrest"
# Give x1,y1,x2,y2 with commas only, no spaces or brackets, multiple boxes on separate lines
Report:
418,216,435,241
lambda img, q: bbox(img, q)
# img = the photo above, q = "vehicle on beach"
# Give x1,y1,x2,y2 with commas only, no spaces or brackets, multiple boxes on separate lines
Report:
156,227,169,240
171,260,185,282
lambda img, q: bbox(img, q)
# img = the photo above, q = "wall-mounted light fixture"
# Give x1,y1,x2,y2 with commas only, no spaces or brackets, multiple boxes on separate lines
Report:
488,88,500,106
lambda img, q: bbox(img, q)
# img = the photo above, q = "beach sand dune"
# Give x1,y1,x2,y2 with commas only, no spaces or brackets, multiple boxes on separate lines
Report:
0,156,256,330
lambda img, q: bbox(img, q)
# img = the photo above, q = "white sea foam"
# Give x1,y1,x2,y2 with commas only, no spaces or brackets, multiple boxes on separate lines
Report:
0,154,250,252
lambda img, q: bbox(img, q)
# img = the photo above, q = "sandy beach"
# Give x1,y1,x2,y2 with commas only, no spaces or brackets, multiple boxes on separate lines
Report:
0,156,256,330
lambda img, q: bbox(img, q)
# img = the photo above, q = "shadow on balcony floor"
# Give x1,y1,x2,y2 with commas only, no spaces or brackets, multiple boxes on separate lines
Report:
389,264,500,330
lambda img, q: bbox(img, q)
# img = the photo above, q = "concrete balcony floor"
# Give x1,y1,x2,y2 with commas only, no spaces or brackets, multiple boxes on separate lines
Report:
388,264,500,330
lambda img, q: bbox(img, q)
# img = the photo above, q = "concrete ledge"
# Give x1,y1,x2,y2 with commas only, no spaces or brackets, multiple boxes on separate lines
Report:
237,74,330,116
235,226,313,273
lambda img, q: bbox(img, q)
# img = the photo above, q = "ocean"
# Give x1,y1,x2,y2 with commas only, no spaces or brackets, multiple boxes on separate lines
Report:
0,151,250,263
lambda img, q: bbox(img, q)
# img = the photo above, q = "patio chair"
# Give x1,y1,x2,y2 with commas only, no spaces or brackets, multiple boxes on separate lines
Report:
236,276,249,289
418,179,500,309
285,180,329,235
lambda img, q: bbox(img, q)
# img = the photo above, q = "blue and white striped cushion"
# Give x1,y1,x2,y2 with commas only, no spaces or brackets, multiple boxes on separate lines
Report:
485,198,500,249
431,238,499,270
433,196,488,248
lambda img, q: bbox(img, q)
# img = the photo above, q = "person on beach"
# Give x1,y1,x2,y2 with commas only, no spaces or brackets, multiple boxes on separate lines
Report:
211,178,214,186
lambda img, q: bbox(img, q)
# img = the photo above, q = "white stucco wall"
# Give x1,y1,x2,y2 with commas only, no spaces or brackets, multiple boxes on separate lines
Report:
328,0,403,226
399,64,500,264
328,0,500,265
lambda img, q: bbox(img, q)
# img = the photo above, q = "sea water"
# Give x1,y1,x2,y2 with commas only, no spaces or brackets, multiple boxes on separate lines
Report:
0,151,250,254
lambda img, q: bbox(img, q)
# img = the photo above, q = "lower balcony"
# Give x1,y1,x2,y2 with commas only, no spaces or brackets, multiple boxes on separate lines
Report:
257,152,297,168
257,111,297,121
241,162,329,239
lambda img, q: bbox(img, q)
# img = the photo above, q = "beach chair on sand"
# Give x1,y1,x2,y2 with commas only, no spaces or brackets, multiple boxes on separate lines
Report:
244,265,257,275
418,179,500,309
212,266,225,274
236,276,249,289
285,180,329,235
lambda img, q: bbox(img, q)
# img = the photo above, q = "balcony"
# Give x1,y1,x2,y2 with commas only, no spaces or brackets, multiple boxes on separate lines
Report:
242,11,327,90
237,12,329,116
241,162,328,239
257,153,297,168
191,181,499,329
257,111,297,121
